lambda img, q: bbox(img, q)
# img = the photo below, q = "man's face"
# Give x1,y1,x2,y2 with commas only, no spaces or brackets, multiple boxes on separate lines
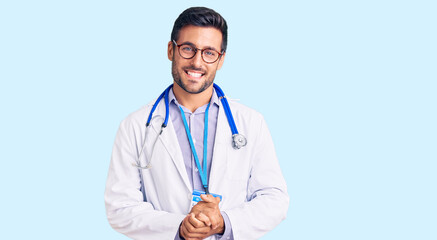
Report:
168,25,225,94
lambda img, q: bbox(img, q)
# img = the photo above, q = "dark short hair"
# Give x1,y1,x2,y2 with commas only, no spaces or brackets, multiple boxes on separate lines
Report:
171,7,228,52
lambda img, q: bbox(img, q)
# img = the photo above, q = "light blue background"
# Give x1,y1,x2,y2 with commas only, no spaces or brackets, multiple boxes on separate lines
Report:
1,1,436,239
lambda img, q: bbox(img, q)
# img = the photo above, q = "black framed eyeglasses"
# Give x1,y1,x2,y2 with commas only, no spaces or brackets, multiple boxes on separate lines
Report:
172,40,224,64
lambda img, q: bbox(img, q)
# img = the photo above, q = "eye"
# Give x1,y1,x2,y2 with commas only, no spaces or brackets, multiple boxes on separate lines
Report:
203,49,217,57
181,45,194,52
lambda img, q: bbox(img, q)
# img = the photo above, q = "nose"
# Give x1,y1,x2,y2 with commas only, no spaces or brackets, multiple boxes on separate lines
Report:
190,50,203,67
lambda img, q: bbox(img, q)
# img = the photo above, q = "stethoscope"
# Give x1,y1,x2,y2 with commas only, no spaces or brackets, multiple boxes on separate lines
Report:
133,83,247,169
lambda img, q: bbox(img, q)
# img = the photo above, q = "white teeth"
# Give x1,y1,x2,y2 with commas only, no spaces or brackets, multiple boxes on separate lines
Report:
187,71,202,77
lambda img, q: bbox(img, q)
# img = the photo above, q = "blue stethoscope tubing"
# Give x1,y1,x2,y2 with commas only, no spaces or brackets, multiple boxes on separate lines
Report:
213,84,238,135
146,84,172,128
146,83,239,135
212,84,247,149
134,83,247,170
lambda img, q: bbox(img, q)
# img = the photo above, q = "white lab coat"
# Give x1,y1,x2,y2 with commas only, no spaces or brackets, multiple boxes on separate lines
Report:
105,97,289,240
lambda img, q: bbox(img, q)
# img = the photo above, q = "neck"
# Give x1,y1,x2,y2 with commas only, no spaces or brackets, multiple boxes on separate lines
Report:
173,84,213,112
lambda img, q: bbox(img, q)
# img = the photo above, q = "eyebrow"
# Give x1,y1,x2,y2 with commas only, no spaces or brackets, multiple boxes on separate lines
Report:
179,41,219,52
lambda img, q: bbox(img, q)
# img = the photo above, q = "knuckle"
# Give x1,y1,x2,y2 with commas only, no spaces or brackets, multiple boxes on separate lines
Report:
186,224,194,232
194,222,202,228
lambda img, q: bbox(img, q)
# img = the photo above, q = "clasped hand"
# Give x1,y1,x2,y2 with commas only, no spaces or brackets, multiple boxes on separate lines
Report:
179,194,224,240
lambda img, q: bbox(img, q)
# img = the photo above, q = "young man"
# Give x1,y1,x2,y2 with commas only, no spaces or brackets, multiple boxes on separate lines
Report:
105,7,289,240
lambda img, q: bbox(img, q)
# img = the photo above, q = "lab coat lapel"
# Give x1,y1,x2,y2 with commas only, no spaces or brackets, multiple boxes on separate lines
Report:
209,102,230,193
150,101,192,192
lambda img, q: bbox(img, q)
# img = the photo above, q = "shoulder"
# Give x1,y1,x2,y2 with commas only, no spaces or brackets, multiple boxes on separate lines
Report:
118,100,155,130
225,99,267,135
227,99,265,122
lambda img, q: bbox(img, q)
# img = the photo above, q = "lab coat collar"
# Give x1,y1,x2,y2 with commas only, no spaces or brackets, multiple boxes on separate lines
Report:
149,99,192,193
209,99,232,194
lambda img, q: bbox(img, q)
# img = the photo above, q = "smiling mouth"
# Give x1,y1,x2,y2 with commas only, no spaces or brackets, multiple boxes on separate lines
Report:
185,70,205,79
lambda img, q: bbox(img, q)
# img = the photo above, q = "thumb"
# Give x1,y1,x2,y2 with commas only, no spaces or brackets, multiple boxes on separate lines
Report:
200,194,215,202
200,194,221,203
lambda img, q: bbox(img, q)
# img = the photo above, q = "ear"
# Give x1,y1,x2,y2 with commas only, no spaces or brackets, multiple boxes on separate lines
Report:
167,41,174,61
216,52,226,70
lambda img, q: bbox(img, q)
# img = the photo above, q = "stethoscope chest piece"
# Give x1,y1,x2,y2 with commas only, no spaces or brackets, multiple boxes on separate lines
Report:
232,134,247,149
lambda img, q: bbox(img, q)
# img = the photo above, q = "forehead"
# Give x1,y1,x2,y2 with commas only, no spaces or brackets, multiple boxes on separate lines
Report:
177,25,223,50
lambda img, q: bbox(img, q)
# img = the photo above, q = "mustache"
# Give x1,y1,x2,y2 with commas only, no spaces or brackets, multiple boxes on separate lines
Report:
183,66,205,73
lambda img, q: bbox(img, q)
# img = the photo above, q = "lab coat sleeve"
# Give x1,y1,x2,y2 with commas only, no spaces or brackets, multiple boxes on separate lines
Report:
105,118,185,240
224,116,289,240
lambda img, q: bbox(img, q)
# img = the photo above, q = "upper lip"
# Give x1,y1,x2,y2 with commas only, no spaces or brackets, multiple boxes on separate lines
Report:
184,68,205,75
